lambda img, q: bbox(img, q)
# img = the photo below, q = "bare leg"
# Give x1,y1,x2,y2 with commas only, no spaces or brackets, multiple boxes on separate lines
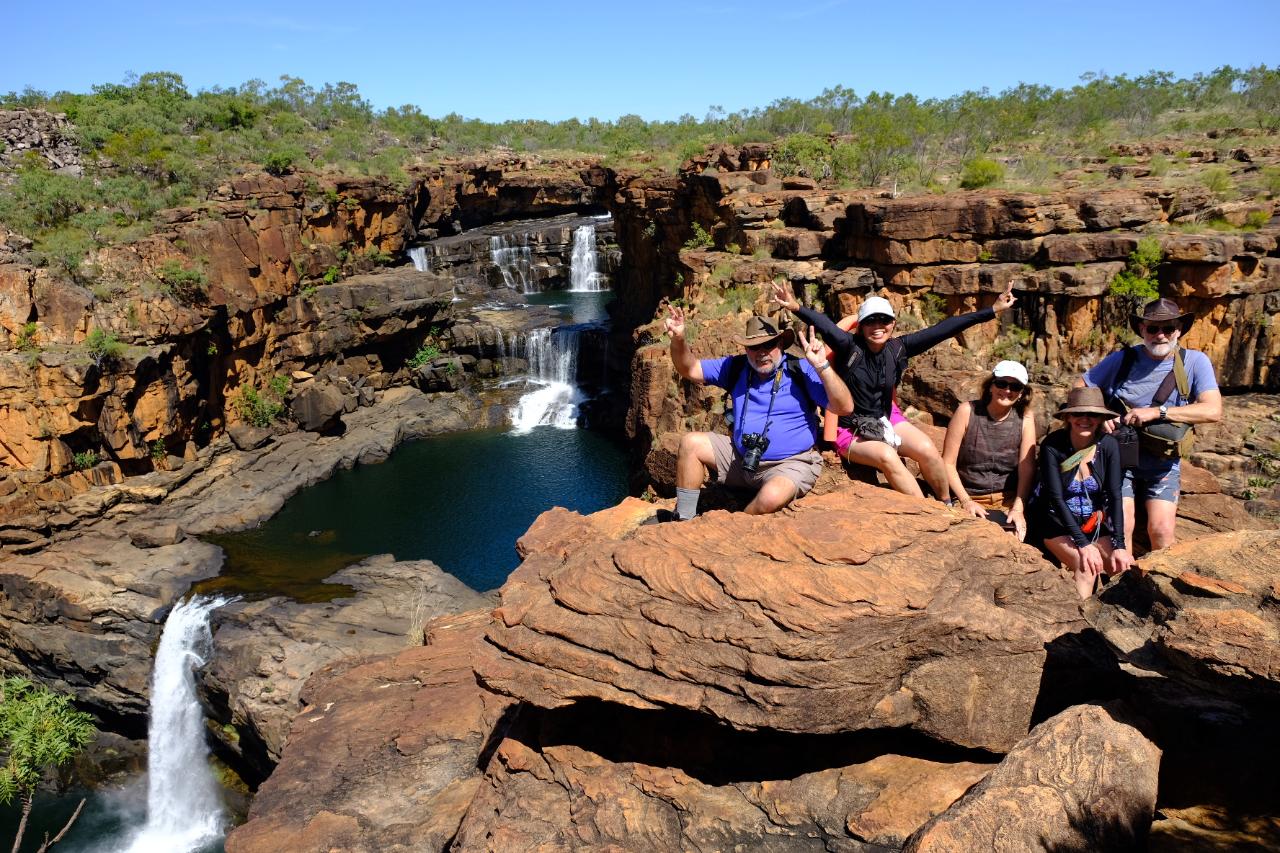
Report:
894,421,950,502
1046,536,1117,599
745,476,800,515
676,432,717,490
845,440,923,498
1145,499,1178,551
1122,495,1137,550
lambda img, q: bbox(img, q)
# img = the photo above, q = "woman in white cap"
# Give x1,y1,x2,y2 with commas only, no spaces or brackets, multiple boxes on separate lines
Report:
772,282,1016,503
1038,387,1134,599
942,361,1037,539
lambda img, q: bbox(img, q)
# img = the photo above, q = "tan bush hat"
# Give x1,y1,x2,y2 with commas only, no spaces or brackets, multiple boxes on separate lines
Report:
1055,386,1120,419
733,315,795,349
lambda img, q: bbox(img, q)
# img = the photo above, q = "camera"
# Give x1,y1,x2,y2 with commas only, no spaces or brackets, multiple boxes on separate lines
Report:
740,432,770,472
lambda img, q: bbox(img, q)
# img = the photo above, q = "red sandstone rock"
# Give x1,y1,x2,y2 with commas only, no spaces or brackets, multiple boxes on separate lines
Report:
904,704,1161,852
1094,530,1280,701
224,609,513,853
479,485,1087,752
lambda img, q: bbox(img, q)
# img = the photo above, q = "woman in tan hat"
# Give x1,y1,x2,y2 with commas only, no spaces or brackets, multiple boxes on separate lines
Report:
1038,387,1135,599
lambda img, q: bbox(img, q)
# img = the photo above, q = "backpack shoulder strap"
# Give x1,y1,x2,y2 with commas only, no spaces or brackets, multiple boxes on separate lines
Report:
785,356,817,413
1105,345,1140,410
1173,347,1190,398
1151,348,1188,407
724,354,748,395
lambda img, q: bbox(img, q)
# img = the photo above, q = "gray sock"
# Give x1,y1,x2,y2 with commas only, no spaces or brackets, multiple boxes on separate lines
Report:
675,487,701,521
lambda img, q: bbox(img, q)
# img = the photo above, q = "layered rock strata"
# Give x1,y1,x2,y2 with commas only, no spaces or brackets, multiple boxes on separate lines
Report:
480,490,1086,753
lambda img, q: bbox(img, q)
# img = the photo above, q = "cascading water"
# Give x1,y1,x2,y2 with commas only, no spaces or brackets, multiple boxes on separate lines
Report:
120,596,229,853
407,246,429,272
510,327,582,432
490,234,534,293
568,224,606,292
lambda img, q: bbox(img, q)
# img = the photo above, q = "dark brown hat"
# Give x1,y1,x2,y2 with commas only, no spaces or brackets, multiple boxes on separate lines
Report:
733,315,795,349
1055,386,1120,419
1129,297,1194,335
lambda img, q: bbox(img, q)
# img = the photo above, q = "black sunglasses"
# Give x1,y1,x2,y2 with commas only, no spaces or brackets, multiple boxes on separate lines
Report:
745,339,781,351
1143,324,1178,335
992,378,1025,392
861,314,894,326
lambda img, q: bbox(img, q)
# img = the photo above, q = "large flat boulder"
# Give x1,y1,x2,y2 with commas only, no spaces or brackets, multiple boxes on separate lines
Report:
904,703,1160,852
480,486,1087,752
203,555,490,776
223,609,512,853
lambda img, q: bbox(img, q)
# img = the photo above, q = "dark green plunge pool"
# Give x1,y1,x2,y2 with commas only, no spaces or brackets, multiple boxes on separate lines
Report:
205,405,628,599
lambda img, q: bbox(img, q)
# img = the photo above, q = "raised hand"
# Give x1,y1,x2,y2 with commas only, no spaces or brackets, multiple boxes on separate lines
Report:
770,280,800,313
797,325,826,367
993,282,1016,314
664,304,686,339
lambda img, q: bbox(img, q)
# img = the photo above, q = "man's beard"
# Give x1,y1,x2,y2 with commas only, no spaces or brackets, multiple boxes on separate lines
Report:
1145,340,1174,358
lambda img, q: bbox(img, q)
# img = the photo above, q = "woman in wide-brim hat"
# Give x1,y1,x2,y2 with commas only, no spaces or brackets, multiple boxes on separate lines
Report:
1036,386,1134,599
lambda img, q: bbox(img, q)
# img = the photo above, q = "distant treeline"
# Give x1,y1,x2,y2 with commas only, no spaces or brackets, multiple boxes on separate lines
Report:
1,67,1277,275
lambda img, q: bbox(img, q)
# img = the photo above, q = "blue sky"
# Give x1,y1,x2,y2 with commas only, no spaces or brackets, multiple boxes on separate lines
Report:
3,1,1277,122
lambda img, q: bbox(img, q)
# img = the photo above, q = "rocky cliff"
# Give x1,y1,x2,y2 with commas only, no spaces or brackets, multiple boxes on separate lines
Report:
226,491,1280,852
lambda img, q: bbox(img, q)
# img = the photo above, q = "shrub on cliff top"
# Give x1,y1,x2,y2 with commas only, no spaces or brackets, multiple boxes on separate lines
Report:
156,259,208,303
960,158,1005,189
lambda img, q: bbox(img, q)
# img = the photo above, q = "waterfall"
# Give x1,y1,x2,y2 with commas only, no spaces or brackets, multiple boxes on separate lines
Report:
510,327,582,432
121,596,228,853
569,224,606,292
408,246,428,272
490,234,533,293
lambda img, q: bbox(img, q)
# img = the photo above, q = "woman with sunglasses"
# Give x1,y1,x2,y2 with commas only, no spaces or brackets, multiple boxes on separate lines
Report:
942,361,1037,539
1038,387,1135,599
771,281,1016,502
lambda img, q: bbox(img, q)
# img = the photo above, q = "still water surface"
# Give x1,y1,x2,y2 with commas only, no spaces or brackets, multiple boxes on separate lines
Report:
206,425,629,597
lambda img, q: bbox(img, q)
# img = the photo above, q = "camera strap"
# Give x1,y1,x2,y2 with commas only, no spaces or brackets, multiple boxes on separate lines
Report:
737,361,785,445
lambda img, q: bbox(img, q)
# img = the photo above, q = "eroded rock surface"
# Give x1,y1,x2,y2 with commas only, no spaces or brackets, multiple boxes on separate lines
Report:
904,703,1160,852
224,609,513,853
453,703,993,853
205,556,491,776
1093,529,1280,701
481,488,1086,752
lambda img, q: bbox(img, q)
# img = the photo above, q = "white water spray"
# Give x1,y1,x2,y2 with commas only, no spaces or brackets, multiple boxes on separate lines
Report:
510,327,582,432
568,225,606,292
121,596,229,853
490,234,534,292
407,246,429,272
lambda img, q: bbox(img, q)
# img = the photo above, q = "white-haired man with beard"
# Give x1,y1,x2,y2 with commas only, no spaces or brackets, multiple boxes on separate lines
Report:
1077,297,1222,551
660,307,853,521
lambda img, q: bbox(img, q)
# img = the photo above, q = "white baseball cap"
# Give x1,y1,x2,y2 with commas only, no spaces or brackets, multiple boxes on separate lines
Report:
991,360,1029,385
856,296,897,323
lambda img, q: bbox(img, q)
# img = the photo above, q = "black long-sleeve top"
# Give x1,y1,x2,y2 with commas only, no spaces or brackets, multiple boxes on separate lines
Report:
796,305,996,420
1038,428,1127,550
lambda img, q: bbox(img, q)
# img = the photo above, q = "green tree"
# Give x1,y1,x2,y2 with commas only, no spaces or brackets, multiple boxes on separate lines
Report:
0,677,96,853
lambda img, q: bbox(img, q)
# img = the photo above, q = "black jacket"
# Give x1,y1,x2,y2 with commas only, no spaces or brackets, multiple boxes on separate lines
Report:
1038,429,1126,550
796,305,995,419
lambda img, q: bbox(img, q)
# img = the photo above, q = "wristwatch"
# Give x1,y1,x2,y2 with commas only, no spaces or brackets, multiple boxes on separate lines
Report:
1158,404,1168,419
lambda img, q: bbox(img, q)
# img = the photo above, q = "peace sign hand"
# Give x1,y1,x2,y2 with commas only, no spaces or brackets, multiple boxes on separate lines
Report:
797,325,827,368
993,282,1016,314
664,304,686,339
771,280,800,313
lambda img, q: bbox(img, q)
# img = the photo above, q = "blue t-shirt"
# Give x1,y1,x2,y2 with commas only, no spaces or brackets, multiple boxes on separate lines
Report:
701,355,828,460
1083,346,1218,409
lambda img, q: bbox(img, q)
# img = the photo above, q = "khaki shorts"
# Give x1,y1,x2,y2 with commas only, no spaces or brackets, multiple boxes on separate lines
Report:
707,432,823,498
968,491,1013,511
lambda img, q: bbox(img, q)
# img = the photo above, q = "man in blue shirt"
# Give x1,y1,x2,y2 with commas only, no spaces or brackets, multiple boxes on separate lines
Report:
1079,298,1222,551
663,307,853,521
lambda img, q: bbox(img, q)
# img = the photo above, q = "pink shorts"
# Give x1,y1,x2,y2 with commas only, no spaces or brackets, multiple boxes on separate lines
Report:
834,403,908,457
